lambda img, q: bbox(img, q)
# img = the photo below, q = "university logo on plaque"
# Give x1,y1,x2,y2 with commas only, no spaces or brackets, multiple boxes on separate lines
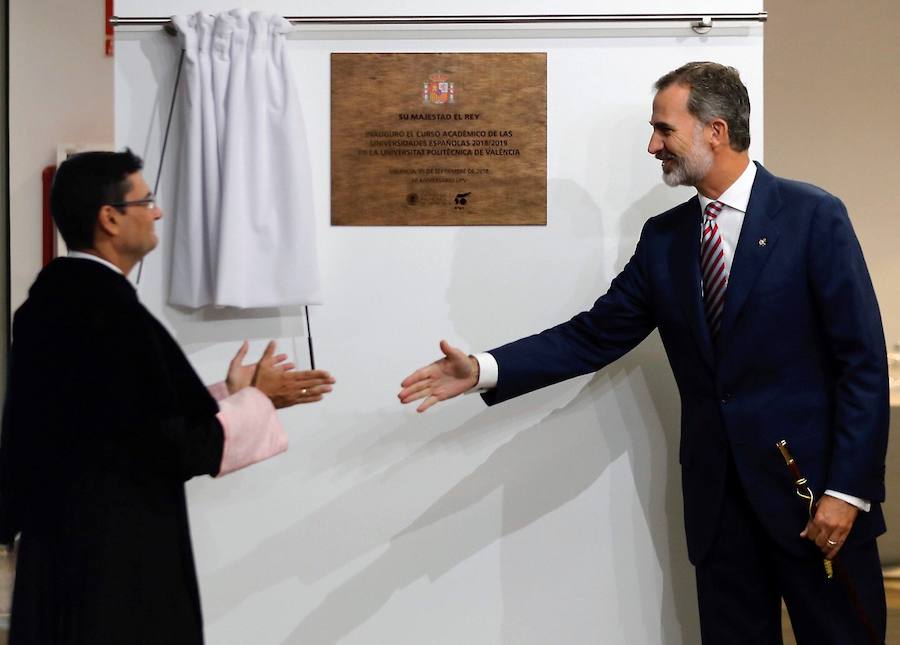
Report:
331,53,547,226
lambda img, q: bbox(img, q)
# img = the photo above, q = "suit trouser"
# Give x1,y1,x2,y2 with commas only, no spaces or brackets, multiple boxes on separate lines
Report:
694,455,886,645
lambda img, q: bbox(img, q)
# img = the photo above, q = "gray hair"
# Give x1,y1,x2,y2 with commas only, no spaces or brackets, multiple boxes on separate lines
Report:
655,62,751,152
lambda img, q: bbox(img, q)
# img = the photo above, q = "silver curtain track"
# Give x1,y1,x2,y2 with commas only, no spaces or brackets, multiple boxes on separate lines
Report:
110,12,767,29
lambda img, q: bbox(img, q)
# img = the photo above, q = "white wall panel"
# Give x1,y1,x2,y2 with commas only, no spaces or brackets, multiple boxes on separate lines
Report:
116,8,763,643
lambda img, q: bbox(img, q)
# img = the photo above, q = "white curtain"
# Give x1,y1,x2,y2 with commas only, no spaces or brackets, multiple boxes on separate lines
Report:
170,10,321,308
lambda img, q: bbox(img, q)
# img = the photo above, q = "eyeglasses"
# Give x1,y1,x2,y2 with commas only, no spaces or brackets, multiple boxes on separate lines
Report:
109,196,158,211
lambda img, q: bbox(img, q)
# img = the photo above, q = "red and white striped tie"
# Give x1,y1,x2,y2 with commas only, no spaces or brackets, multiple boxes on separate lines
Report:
700,201,728,338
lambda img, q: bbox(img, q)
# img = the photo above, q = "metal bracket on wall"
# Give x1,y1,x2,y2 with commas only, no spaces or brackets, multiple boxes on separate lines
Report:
692,16,714,34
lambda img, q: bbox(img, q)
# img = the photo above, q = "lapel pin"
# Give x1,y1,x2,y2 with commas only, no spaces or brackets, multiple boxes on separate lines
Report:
758,237,767,247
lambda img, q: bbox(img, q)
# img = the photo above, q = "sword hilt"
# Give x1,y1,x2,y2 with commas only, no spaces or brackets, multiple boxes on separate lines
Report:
776,439,807,488
776,439,832,580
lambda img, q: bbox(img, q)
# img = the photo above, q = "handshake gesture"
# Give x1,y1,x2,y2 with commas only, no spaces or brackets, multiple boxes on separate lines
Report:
223,338,476,413
222,338,478,413
225,340,335,409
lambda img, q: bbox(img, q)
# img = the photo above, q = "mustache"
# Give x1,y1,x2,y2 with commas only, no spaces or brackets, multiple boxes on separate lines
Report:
656,152,677,161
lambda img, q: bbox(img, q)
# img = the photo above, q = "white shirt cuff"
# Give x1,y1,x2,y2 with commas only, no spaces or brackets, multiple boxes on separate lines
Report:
466,352,498,392
824,490,871,513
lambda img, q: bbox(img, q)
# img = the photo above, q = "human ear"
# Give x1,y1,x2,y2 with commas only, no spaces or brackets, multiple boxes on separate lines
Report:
708,118,730,148
96,205,120,237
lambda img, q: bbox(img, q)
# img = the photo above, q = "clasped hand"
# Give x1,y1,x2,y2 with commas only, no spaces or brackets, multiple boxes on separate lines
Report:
226,340,335,409
800,495,858,561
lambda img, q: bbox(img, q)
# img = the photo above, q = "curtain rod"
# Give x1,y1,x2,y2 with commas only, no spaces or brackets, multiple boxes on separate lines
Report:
110,12,767,29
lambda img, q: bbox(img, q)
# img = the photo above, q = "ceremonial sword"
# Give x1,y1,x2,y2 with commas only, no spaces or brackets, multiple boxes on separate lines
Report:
776,439,883,645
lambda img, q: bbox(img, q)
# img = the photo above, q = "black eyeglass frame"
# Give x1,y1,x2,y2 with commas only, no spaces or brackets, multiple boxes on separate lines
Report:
108,196,158,211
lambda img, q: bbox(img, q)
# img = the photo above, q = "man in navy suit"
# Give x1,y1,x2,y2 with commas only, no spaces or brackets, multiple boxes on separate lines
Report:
398,62,888,644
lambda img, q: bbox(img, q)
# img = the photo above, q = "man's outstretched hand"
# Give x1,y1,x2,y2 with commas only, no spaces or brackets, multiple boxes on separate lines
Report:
398,340,479,413
244,341,335,409
226,340,286,395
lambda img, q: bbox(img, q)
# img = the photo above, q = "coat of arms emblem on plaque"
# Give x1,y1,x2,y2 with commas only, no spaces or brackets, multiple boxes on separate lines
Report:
423,73,455,104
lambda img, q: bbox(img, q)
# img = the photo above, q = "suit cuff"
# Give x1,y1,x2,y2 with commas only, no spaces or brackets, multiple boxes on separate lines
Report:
824,490,871,512
215,387,288,477
207,381,230,402
467,352,498,392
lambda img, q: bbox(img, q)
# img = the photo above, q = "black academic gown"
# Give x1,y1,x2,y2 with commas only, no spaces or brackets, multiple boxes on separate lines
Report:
0,258,225,645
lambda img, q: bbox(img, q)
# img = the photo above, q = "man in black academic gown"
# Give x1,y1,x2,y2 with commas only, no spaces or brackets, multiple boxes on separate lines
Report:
0,150,335,644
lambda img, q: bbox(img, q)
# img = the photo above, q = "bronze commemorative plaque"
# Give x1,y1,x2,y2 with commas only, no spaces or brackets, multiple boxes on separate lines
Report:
331,52,547,226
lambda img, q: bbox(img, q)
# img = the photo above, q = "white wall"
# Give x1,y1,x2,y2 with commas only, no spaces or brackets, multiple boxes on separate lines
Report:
114,5,763,644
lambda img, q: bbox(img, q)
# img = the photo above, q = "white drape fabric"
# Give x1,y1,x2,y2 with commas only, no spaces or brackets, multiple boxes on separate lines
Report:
170,10,321,308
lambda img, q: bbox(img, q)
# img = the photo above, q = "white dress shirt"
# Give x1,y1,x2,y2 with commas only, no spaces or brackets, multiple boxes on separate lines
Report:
470,161,869,512
697,160,756,271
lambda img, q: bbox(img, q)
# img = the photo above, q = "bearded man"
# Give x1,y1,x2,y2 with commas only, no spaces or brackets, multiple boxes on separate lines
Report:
398,62,888,644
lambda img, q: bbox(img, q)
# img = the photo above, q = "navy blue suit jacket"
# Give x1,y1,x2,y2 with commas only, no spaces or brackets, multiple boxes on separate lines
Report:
482,163,889,564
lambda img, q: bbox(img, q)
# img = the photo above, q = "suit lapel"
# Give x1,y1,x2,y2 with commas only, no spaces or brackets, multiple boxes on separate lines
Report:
670,196,716,372
717,164,783,356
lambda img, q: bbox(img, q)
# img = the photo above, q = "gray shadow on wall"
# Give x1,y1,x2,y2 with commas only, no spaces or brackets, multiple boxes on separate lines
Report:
278,371,650,644
190,178,645,643
197,173,698,643
607,125,701,642
197,391,582,621
440,173,698,643
218,178,696,644
611,177,701,644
